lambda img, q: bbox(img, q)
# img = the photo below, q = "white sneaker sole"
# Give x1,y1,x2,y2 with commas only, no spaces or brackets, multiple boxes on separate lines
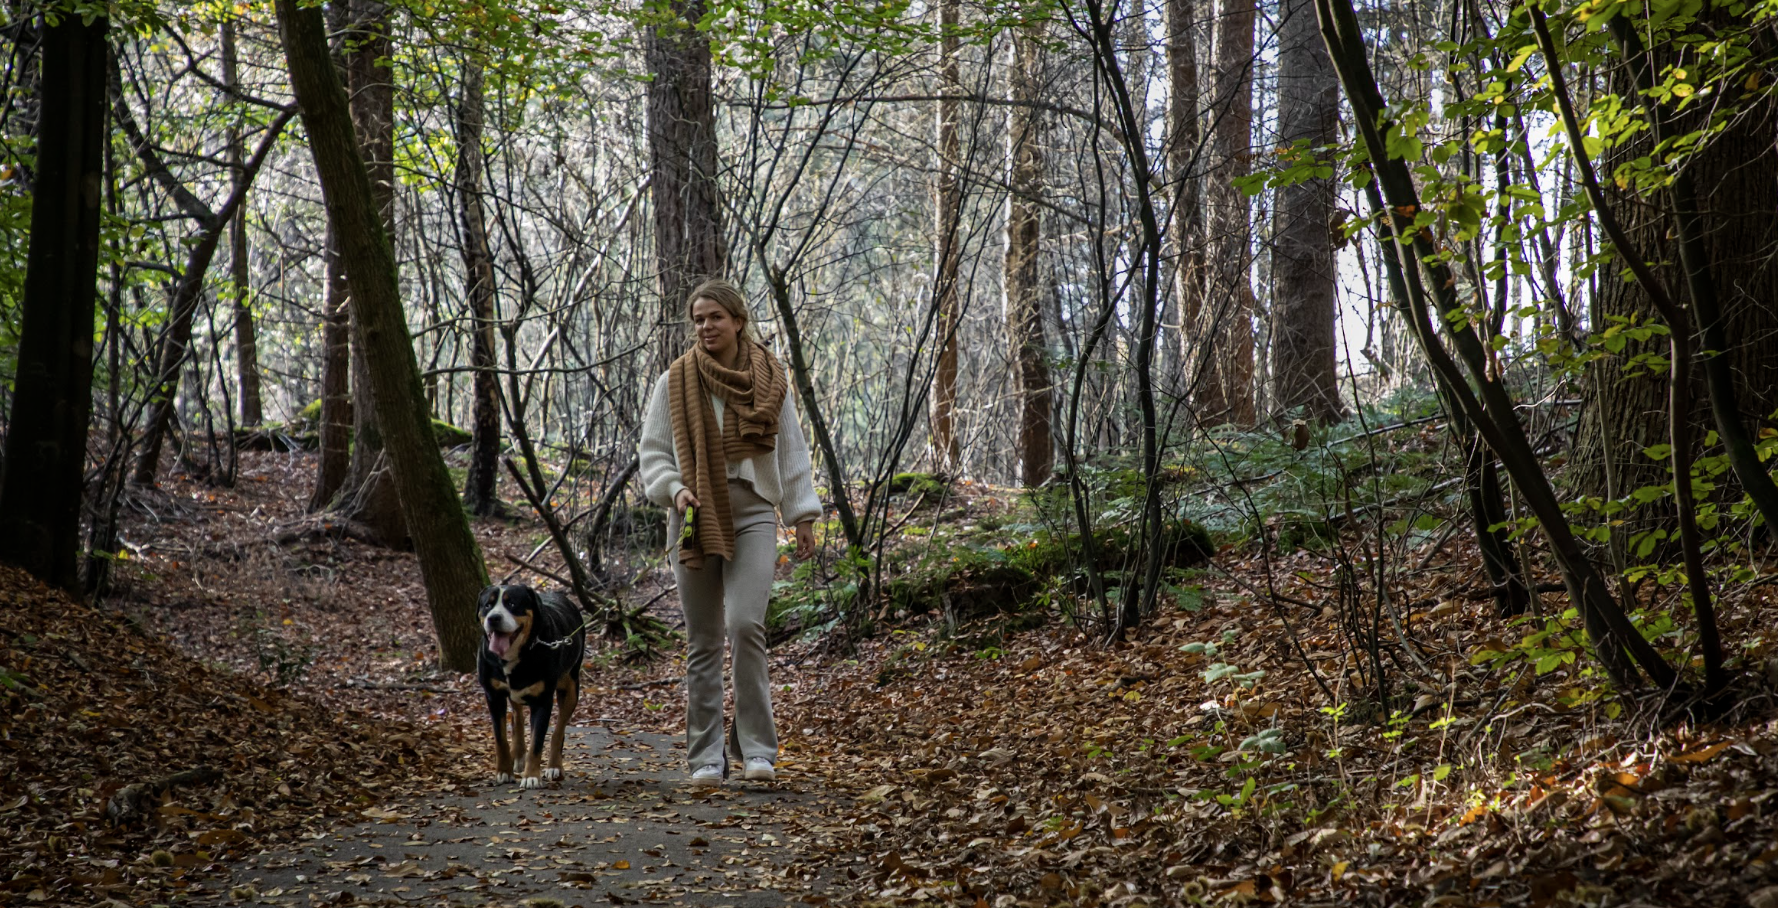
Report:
742,766,776,782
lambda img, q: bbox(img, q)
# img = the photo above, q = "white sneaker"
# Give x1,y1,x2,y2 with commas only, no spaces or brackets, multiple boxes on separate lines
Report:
742,758,776,782
690,764,724,782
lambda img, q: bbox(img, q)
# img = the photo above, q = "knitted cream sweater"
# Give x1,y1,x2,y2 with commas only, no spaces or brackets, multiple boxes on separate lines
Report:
638,372,823,527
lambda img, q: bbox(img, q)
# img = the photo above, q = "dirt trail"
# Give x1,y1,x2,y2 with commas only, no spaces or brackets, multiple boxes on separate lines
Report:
192,725,834,907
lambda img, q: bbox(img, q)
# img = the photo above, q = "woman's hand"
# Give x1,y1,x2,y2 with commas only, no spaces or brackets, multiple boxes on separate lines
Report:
674,488,699,513
794,520,815,560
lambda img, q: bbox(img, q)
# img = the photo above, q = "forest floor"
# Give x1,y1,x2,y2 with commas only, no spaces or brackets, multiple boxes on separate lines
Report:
12,448,1778,906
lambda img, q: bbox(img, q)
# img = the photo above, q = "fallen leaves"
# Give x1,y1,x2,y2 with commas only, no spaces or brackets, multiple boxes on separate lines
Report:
0,562,476,907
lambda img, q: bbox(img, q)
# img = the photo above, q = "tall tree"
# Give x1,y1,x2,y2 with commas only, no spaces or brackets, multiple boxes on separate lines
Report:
274,0,489,672
1203,0,1256,425
1269,0,1341,423
1168,0,1206,408
1005,20,1051,486
309,226,352,511
1568,12,1778,542
334,0,407,544
456,57,501,516
224,17,263,428
0,12,107,596
646,0,727,371
929,0,963,472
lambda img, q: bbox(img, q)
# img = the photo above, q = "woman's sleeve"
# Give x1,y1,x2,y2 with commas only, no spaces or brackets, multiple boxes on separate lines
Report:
775,387,824,527
637,374,685,509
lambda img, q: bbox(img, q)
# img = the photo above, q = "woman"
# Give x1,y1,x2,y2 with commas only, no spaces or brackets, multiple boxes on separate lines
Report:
638,278,820,782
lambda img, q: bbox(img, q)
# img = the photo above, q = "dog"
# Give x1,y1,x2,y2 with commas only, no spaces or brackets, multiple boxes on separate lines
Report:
476,584,586,788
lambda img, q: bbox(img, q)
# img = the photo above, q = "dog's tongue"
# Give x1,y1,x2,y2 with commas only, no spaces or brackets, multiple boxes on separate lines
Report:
488,631,513,658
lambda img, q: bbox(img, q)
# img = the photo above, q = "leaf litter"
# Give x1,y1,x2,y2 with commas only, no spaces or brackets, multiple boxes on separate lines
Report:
21,449,1778,906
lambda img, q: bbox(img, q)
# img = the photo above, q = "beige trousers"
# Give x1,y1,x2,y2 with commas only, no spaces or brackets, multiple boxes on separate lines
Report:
674,480,779,771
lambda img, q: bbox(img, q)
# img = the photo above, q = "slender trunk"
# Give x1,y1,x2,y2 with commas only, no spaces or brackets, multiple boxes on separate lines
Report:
276,0,489,673
0,13,107,597
336,0,406,543
122,90,295,485
1358,180,1531,617
1318,0,1675,690
1168,0,1208,409
1530,7,1723,689
457,58,501,516
1203,0,1256,426
761,265,862,548
224,19,262,428
309,225,352,510
1074,0,1167,632
1006,23,1052,487
930,0,963,472
1270,0,1341,423
646,0,727,372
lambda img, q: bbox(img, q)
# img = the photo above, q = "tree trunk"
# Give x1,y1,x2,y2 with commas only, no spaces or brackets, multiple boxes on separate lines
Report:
1317,0,1674,690
1270,0,1341,423
1203,0,1256,426
0,13,107,597
335,0,407,544
645,0,727,373
1006,22,1051,487
929,0,963,473
275,0,489,673
457,58,501,517
1168,0,1208,411
1569,20,1778,542
224,18,262,428
309,224,352,511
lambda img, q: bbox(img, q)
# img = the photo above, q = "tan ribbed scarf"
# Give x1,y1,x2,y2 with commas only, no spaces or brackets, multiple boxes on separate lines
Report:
667,339,786,569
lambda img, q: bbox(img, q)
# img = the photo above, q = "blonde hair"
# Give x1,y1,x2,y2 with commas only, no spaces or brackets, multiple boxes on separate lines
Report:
686,278,760,343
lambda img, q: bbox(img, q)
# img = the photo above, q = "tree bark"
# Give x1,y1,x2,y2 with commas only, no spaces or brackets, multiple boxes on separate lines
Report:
309,224,352,511
646,0,727,372
0,13,107,597
1203,0,1256,426
1168,0,1209,412
929,0,963,472
1569,16,1778,547
224,18,262,428
1005,22,1051,487
334,0,407,544
457,58,501,516
275,0,490,673
1270,0,1341,423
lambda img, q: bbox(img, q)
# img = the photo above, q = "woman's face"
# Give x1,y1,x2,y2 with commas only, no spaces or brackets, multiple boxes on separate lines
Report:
691,296,741,360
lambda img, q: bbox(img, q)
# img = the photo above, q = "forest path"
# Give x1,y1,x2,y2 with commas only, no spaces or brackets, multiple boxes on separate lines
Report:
194,726,837,907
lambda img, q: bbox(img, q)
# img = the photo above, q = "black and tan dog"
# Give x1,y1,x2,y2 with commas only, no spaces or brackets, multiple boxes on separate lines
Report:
477,584,586,788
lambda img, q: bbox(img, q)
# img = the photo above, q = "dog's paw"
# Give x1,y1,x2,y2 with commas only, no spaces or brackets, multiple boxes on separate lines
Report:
542,767,563,781
494,772,514,784
520,775,542,789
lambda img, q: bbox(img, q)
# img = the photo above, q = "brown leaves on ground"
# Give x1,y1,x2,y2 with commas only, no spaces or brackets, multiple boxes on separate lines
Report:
0,563,483,907
38,453,1778,907
733,524,1778,907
